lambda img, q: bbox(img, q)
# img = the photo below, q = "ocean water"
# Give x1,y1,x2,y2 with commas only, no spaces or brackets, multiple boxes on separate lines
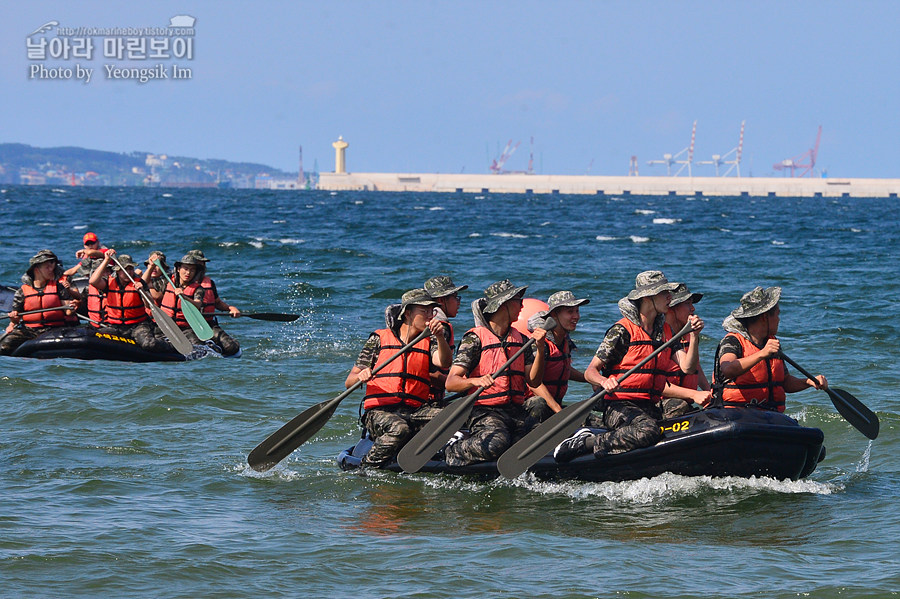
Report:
1,185,898,598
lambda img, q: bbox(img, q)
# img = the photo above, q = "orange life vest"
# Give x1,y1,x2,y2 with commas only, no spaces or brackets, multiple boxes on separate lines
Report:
161,276,216,328
105,277,148,325
21,281,73,328
363,328,432,410
524,332,572,403
604,318,675,403
428,321,454,403
85,283,105,328
718,332,786,412
667,332,700,390
469,326,527,407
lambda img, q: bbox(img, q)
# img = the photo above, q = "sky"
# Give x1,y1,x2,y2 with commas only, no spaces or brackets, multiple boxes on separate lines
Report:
4,1,900,178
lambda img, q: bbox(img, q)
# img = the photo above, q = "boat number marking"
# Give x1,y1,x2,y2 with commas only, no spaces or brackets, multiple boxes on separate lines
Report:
661,420,690,433
93,332,137,345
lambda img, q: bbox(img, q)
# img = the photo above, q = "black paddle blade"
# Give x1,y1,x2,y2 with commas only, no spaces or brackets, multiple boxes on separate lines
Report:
397,393,479,473
248,398,341,472
497,394,599,478
829,387,879,440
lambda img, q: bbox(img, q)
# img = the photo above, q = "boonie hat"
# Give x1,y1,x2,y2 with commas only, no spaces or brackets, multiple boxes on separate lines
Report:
730,286,781,320
482,279,527,314
112,254,138,271
670,283,703,307
625,270,680,301
83,232,99,243
424,275,468,298
144,251,170,271
175,249,210,267
26,249,59,276
546,290,590,313
399,288,438,317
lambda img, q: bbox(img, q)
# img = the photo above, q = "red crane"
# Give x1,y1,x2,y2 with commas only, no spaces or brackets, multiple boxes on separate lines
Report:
489,139,521,174
774,126,822,177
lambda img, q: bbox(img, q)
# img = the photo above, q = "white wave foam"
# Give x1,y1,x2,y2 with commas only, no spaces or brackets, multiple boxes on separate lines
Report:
851,228,861,233
653,218,681,225
635,209,656,215
249,241,264,249
38,222,54,226
73,224,87,230
468,233,482,238
272,219,286,224
491,232,528,239
162,193,173,198
630,235,650,243
353,199,362,204
430,206,444,211
474,196,485,200
507,471,836,503
772,240,785,245
595,235,616,241
279,238,305,245
52,188,67,193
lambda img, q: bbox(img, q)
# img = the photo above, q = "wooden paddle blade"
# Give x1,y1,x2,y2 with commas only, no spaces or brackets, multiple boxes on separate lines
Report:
829,387,879,440
396,393,480,473
248,397,343,472
497,394,600,478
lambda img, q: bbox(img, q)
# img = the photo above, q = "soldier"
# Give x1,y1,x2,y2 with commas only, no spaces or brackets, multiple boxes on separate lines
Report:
554,271,711,463
345,289,451,469
443,279,547,467
423,275,468,405
713,286,826,411
523,290,590,422
141,250,171,306
662,282,710,418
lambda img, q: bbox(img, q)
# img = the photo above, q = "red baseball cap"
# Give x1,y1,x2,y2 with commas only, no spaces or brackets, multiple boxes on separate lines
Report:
83,232,99,243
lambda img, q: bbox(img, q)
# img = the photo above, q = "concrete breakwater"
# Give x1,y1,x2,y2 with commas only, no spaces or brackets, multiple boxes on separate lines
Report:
318,172,900,198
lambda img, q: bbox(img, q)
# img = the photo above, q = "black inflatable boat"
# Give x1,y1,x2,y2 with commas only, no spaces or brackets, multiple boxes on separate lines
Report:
337,407,825,482
8,326,240,362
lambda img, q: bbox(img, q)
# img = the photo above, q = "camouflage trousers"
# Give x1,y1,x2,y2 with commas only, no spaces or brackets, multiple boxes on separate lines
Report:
445,404,534,467
523,395,557,423
0,325,65,355
361,403,443,468
592,400,663,457
661,397,693,419
182,323,240,356
100,322,175,354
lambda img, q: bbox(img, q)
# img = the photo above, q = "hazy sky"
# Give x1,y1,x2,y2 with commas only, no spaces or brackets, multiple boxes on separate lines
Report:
4,1,900,178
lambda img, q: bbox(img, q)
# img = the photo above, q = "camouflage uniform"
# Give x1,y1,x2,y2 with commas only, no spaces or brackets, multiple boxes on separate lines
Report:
443,279,538,467
357,288,443,468
173,251,241,356
522,330,576,422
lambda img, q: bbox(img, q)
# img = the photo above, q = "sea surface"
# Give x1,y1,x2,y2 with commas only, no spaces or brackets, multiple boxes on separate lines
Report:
1,185,898,598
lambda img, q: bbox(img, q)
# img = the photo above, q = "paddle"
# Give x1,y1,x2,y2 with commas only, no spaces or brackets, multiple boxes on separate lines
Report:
396,316,557,474
780,352,879,440
109,255,193,356
208,311,299,322
496,321,693,479
1,306,78,320
247,309,448,472
152,259,214,341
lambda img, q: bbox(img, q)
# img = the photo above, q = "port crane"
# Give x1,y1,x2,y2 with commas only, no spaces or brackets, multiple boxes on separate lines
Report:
697,121,745,177
773,126,821,177
490,139,520,174
647,121,696,176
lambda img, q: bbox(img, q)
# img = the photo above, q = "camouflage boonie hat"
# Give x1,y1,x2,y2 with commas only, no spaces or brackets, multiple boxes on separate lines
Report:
26,249,59,276
546,290,590,312
482,279,527,314
625,270,679,300
399,288,438,317
145,251,170,271
731,286,781,320
424,275,468,298
670,283,703,307
175,249,210,267
112,254,138,271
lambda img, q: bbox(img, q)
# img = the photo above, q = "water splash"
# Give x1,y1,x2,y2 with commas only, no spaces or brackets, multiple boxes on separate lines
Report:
856,441,872,473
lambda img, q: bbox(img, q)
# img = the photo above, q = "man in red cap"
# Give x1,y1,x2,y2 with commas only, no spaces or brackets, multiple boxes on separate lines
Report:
64,232,110,285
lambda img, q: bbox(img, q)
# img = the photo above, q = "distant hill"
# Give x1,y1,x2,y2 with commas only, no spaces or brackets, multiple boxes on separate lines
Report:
0,143,300,188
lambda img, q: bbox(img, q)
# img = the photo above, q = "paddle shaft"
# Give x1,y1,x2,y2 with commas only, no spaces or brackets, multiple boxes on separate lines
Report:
208,311,299,322
153,259,215,341
396,323,551,474
248,325,436,471
496,321,694,479
109,255,193,356
1,306,78,320
779,351,879,439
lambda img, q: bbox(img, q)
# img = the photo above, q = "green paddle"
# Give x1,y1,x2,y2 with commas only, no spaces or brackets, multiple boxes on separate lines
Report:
153,259,214,341
109,255,193,356
780,352,879,440
396,316,557,474
496,321,693,479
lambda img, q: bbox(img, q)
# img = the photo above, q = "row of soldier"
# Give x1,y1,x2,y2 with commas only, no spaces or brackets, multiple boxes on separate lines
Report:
0,232,241,356
347,272,828,469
